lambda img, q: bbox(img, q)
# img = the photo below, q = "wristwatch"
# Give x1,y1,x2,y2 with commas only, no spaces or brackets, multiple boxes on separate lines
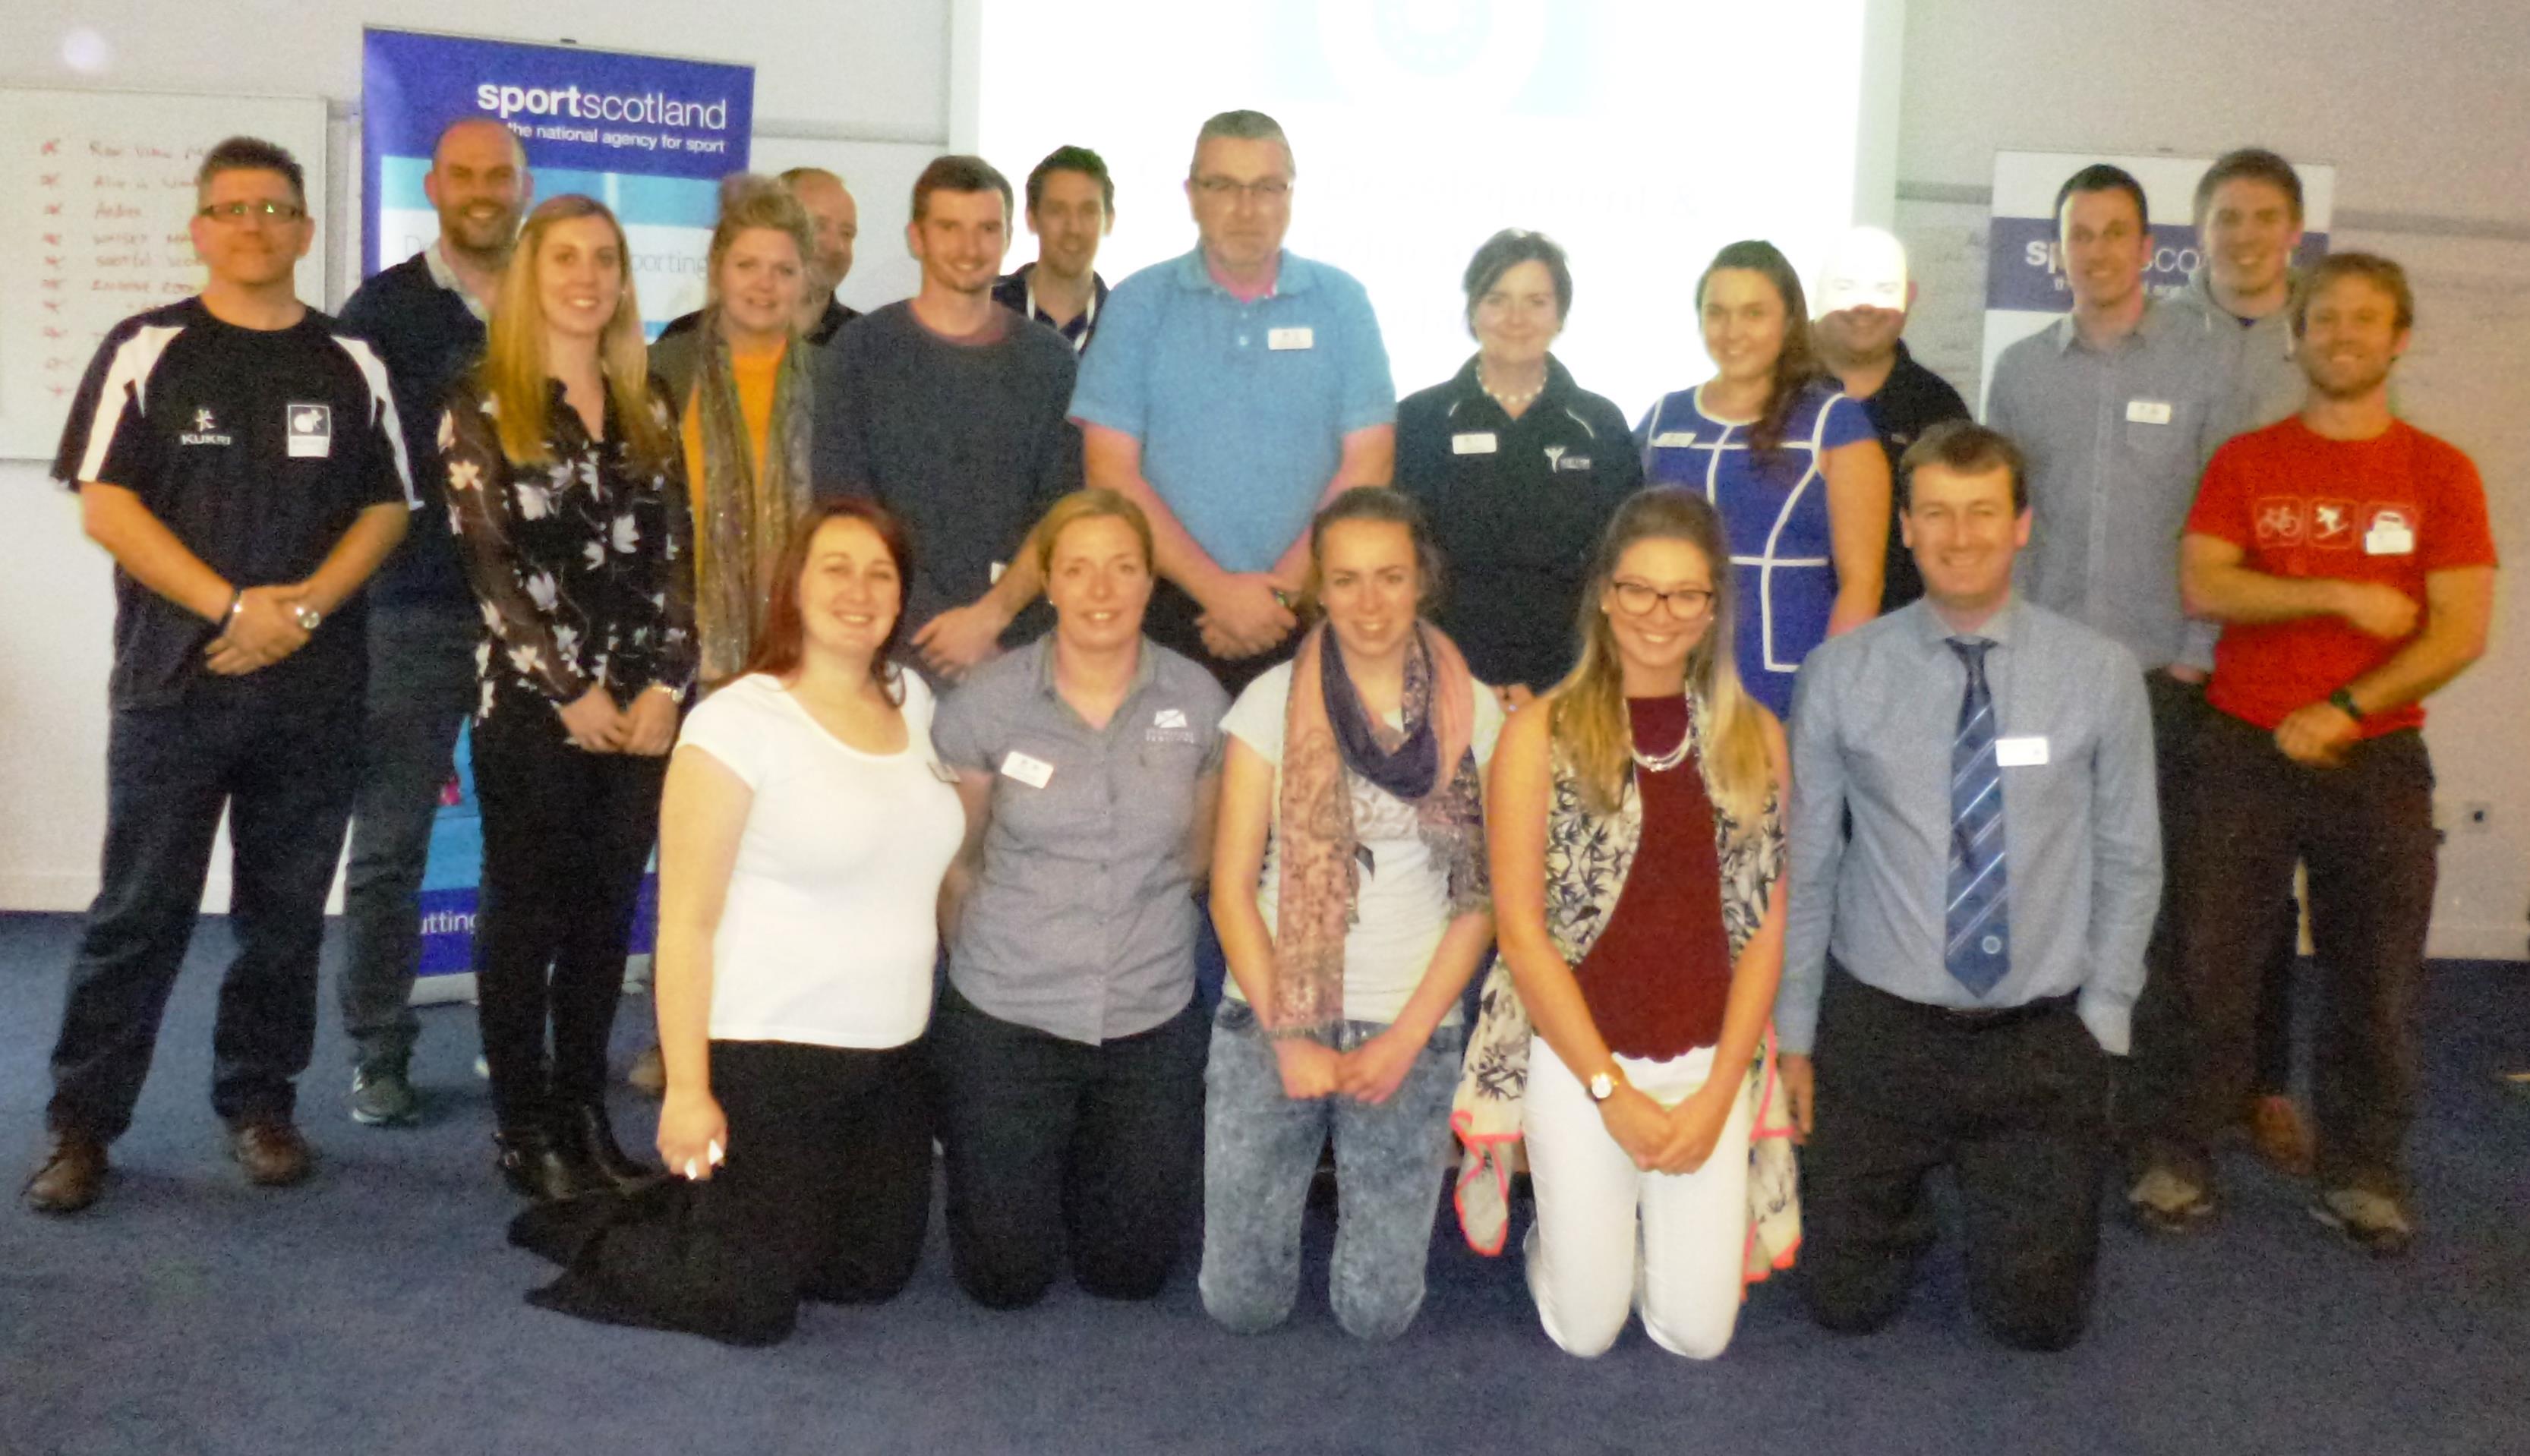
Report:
1588,1067,1623,1103
2327,687,2363,724
292,603,323,632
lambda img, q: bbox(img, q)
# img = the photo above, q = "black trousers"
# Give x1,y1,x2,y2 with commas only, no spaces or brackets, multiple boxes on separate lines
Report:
1140,578,1294,698
513,1038,932,1346
932,983,1207,1308
468,699,666,1130
2117,671,2205,1149
49,693,360,1139
1799,972,2112,1353
2157,716,2437,1198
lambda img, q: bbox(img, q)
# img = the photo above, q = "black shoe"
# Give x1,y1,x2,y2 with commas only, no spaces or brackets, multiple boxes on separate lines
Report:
495,1125,592,1203
558,1101,656,1193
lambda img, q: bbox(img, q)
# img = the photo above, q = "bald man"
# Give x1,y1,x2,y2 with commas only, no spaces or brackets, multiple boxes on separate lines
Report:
330,117,532,1126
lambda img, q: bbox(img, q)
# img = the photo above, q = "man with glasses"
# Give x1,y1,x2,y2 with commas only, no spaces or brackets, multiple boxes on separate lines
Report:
25,137,415,1214
1778,421,2160,1350
329,116,531,1127
1069,109,1395,689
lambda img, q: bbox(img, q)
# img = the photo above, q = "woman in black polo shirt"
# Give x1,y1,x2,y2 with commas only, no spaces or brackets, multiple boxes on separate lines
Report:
1396,230,1642,708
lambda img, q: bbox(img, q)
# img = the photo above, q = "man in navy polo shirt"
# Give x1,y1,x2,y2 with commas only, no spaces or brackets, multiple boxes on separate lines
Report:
1070,109,1395,690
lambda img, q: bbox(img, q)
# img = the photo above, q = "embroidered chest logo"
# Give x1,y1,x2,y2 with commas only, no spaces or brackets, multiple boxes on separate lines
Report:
179,407,232,447
1544,445,1566,470
1146,706,1199,745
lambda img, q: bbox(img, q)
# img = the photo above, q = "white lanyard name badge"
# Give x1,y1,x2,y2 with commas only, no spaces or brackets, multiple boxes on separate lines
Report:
286,404,333,458
1452,432,1498,455
1267,326,1314,351
1001,750,1055,789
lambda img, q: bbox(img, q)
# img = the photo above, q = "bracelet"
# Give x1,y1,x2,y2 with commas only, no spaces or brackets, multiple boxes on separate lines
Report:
1263,1024,1320,1042
224,588,244,622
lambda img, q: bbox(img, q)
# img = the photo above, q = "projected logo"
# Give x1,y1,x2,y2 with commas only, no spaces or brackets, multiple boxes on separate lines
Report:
1301,0,1572,111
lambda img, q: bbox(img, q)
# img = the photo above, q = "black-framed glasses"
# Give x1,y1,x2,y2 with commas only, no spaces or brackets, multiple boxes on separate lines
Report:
1610,580,1715,617
198,200,306,223
1191,176,1292,201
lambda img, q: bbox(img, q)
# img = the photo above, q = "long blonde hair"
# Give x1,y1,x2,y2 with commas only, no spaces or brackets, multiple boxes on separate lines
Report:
477,194,674,472
1549,490,1772,833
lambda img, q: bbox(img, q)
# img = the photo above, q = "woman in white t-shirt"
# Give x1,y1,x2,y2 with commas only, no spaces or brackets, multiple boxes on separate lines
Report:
1202,487,1502,1342
509,499,964,1346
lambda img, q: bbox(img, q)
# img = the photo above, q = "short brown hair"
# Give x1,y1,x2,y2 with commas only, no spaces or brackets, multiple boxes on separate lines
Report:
2294,252,2415,334
744,497,915,702
1899,421,2028,515
708,174,815,282
1032,488,1153,578
912,155,1013,225
197,134,305,207
2194,147,2302,227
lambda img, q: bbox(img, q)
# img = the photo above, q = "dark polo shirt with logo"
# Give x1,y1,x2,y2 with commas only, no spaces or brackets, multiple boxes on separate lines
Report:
54,297,413,709
1853,339,1971,612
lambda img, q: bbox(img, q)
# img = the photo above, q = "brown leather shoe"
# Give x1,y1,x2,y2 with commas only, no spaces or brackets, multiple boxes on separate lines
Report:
229,1119,314,1187
24,1130,108,1215
2246,1094,2315,1177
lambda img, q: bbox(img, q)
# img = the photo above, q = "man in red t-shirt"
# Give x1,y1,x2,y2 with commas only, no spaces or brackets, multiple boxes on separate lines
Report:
2128,254,2498,1256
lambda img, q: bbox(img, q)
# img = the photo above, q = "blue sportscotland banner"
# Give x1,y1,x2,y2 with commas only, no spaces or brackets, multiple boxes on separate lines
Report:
361,27,753,333
1978,151,2336,412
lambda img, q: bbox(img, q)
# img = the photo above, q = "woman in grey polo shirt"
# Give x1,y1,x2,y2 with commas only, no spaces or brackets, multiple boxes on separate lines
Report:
1203,487,1503,1341
930,488,1230,1309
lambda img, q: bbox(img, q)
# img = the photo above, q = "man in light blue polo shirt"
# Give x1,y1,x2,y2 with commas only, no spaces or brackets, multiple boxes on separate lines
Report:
1070,109,1395,689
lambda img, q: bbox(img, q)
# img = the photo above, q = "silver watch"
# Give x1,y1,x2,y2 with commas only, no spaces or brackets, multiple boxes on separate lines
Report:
292,603,323,632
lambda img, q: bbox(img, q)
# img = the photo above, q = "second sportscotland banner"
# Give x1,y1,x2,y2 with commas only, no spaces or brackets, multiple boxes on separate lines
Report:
361,27,754,334
1977,150,2337,411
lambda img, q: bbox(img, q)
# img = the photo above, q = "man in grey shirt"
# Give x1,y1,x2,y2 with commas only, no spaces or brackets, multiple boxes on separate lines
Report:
1778,421,2161,1352
2162,147,2317,1174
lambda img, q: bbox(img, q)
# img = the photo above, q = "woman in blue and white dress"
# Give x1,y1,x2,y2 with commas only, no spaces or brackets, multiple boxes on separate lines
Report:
1636,240,1888,717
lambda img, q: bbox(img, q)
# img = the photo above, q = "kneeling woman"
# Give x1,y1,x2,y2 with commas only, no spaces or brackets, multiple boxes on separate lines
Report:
1479,489,1794,1359
512,500,964,1346
931,488,1229,1308
1204,487,1500,1342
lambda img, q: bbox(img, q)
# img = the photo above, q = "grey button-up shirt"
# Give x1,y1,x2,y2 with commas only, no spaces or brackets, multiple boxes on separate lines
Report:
1984,298,2231,671
1778,597,2162,1057
932,636,1229,1045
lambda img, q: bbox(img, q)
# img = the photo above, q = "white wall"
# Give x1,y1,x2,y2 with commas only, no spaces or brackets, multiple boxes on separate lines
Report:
4,0,2524,956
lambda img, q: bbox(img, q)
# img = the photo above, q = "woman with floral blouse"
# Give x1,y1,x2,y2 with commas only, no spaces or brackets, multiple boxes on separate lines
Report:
442,194,696,1202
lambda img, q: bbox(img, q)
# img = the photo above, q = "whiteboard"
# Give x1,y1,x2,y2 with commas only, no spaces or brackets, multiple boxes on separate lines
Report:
0,87,329,460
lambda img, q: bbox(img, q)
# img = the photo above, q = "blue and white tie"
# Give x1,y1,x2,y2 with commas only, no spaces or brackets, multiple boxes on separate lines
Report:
1945,637,2009,995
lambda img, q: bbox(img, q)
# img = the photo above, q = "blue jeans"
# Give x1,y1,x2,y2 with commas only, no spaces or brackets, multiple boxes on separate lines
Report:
335,605,475,1067
49,692,361,1139
1197,1000,1462,1341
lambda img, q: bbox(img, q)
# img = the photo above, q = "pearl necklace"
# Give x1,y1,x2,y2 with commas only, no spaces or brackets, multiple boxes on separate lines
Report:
1629,694,1694,774
1478,362,1544,413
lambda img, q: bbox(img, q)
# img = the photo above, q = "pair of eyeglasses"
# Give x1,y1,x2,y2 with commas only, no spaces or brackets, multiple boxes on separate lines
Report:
1191,176,1292,201
1610,581,1715,617
198,200,306,222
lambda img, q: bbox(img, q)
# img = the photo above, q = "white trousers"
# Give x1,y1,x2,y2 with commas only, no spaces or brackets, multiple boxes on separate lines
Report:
1522,1034,1755,1359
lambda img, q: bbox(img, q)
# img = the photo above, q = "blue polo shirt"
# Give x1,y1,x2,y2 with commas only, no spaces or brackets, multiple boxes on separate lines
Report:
1069,247,1394,573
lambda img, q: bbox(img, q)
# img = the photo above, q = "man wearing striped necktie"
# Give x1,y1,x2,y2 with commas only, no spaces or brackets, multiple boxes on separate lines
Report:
1775,421,2162,1350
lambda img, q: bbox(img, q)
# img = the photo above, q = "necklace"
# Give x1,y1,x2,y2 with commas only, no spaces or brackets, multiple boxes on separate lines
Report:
1478,361,1544,413
1628,694,1693,774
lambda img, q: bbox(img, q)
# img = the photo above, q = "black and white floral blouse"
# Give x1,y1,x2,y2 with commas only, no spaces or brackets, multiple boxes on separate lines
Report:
440,377,696,723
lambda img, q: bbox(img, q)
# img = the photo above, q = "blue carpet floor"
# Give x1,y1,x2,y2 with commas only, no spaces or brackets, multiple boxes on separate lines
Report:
1,911,2524,1456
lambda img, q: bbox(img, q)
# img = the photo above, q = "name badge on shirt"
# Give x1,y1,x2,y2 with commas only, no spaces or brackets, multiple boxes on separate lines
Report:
1452,431,1498,455
2125,399,2173,426
1995,736,2050,767
285,404,333,458
1000,750,1055,789
2364,509,2415,556
1651,430,1697,448
1268,326,1314,351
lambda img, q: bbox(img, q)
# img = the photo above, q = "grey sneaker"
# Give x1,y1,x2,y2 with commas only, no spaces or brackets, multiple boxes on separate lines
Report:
2311,1188,2414,1259
2127,1164,2216,1234
349,1061,420,1127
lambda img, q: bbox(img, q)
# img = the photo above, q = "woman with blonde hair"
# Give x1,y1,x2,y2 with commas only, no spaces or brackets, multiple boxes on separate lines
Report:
1456,487,1800,1359
648,174,820,682
442,194,693,1201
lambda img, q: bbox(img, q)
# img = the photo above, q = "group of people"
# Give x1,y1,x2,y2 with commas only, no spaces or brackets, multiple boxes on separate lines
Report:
21,104,2495,1363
